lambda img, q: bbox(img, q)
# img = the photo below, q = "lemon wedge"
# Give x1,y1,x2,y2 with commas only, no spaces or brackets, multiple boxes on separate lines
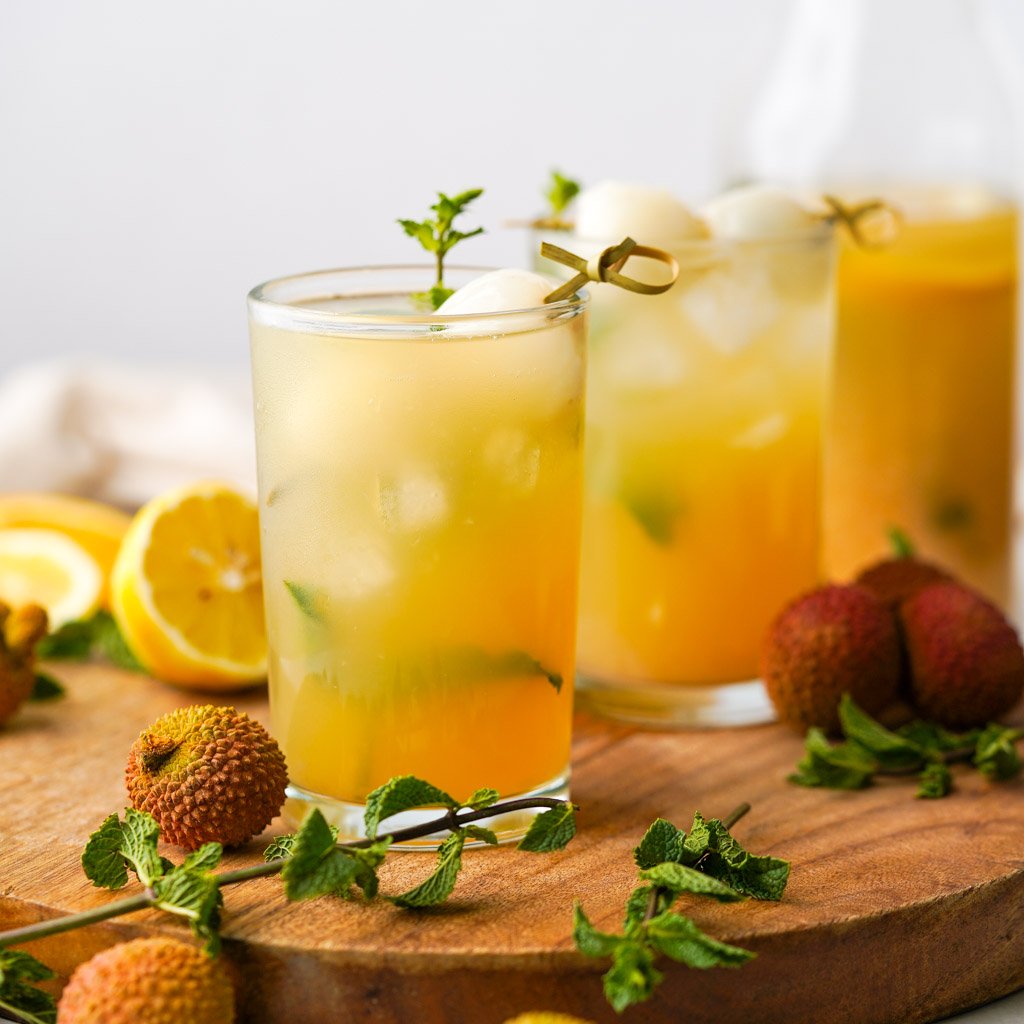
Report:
0,493,131,606
0,528,103,627
111,481,266,689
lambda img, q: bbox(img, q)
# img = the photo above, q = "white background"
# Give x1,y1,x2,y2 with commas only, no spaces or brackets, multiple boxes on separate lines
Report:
2,0,1023,376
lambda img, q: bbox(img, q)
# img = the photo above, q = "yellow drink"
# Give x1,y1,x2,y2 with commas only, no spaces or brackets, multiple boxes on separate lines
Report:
248,268,586,837
575,232,834,724
825,195,1017,605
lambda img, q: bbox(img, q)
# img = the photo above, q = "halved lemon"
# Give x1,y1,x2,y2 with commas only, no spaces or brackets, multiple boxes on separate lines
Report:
110,481,266,689
0,493,131,606
0,528,104,627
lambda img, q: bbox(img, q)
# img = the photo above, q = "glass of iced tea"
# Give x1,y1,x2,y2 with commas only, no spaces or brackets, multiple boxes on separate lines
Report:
566,183,836,726
247,267,587,840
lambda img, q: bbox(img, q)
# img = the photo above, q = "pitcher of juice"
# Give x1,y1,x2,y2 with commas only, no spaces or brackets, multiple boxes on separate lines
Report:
725,0,1020,609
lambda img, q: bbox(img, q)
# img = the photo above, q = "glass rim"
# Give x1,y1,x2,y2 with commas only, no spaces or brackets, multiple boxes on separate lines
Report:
560,222,834,258
247,264,588,330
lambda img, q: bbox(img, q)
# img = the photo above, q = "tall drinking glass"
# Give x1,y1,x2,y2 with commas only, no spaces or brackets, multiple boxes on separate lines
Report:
247,267,587,841
573,230,835,725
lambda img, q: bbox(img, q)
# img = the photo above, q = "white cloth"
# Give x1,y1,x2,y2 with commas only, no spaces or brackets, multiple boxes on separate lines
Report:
0,361,256,507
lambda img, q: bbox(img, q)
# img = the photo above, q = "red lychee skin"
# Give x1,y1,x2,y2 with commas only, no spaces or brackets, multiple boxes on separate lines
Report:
854,557,953,610
761,584,902,733
900,582,1024,728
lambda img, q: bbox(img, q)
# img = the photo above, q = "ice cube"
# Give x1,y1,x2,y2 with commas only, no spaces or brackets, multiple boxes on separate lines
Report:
680,263,779,356
377,470,448,531
702,184,819,240
323,535,395,600
575,180,708,243
732,412,789,449
482,428,541,494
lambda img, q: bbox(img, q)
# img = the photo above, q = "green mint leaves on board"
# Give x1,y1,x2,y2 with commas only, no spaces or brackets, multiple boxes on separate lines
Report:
37,609,143,672
0,949,57,1024
575,804,787,1012
29,672,64,702
0,776,578,983
790,694,1022,797
546,170,581,218
398,188,485,309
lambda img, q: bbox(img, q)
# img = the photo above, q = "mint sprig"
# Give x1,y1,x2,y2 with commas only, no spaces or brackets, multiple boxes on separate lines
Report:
398,188,484,309
546,170,581,219
790,694,1022,797
574,803,787,1012
0,950,57,1024
0,777,577,969
36,610,143,672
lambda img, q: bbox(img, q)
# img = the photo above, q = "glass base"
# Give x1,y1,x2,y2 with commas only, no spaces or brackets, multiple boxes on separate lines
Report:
283,770,571,849
576,672,776,728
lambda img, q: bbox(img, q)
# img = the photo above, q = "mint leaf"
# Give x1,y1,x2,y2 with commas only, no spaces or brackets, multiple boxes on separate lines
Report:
887,525,915,558
646,910,754,969
35,617,95,659
462,824,498,846
363,776,458,839
398,188,485,310
573,903,623,958
34,610,142,672
152,864,223,955
622,490,680,545
790,728,877,790
391,831,465,908
282,809,384,902
0,949,57,1024
683,813,789,901
30,672,64,701
634,818,685,870
603,940,662,1013
81,808,165,889
264,833,297,861
973,724,1023,780
517,803,576,853
639,862,744,902
898,720,974,755
284,581,328,625
465,787,500,810
623,884,655,930
839,694,924,770
546,170,581,217
916,761,952,799
182,843,223,873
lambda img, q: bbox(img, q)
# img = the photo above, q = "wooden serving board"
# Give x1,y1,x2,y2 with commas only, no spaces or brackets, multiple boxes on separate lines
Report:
1,663,1022,1024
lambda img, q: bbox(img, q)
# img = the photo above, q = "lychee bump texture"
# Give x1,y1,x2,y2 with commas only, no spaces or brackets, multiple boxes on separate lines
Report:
126,704,287,850
57,937,235,1024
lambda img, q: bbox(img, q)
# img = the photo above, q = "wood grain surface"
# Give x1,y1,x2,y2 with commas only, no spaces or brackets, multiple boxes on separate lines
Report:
1,662,1022,1024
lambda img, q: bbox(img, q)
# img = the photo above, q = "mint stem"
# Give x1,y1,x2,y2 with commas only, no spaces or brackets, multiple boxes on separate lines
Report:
642,802,751,925
0,795,572,950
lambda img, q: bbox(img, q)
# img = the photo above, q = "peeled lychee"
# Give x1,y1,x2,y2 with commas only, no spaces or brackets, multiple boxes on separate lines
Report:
761,584,902,732
854,557,952,610
900,582,1024,728
57,937,234,1024
0,601,49,725
126,704,287,850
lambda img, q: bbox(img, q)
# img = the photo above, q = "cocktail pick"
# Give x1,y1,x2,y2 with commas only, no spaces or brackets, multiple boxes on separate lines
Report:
821,195,903,248
540,237,680,304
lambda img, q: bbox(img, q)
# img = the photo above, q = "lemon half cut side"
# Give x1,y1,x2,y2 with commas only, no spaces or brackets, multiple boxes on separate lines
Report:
111,481,267,689
0,528,103,627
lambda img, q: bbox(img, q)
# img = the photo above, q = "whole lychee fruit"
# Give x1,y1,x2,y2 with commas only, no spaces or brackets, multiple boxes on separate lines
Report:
761,584,902,733
900,582,1024,728
0,601,49,725
58,937,234,1024
126,704,287,850
854,557,952,610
